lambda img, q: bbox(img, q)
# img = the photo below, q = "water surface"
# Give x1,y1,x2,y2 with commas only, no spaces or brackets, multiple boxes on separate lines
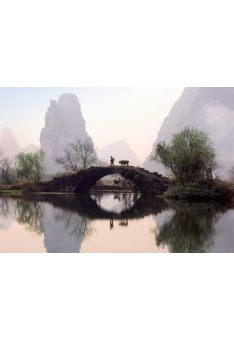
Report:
0,193,233,253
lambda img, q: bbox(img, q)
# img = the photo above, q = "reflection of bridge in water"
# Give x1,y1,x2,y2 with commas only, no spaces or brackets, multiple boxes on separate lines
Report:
2,193,234,253
27,193,168,220
12,194,168,252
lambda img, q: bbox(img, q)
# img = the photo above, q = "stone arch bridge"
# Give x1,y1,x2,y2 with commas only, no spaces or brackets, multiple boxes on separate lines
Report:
44,166,169,195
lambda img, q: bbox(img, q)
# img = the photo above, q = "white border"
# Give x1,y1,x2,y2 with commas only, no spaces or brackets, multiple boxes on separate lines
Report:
0,0,234,339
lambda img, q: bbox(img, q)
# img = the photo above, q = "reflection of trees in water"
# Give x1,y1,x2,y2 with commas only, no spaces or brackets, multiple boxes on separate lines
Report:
121,193,139,210
54,210,92,240
14,197,92,241
2,193,233,253
15,200,43,235
8,193,167,248
0,197,14,230
0,197,10,217
156,201,225,253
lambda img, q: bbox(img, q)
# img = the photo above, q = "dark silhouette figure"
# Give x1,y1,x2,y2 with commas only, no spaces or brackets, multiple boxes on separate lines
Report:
119,160,129,166
110,156,115,166
110,218,114,229
119,219,128,226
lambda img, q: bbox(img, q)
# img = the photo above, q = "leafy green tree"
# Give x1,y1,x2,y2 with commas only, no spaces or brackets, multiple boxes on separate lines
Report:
32,151,45,182
152,128,216,182
15,151,44,182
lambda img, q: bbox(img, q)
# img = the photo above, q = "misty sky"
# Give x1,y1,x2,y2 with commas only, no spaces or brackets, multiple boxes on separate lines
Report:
0,87,183,161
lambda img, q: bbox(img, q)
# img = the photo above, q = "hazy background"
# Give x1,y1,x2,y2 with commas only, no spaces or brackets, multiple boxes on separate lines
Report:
0,87,183,162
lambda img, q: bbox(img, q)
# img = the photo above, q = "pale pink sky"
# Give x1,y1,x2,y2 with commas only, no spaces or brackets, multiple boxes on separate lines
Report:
0,87,184,162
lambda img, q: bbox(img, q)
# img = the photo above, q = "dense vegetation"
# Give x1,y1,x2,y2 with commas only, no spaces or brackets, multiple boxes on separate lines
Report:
0,137,98,187
152,128,216,182
15,151,44,182
152,128,233,200
0,151,44,185
164,181,232,201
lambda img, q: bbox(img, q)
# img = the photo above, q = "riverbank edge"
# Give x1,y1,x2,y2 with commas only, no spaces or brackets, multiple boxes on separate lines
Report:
164,181,234,202
0,188,136,198
0,179,234,202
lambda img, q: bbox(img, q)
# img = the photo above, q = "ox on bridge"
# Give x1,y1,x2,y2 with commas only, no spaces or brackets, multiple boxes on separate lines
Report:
46,166,169,196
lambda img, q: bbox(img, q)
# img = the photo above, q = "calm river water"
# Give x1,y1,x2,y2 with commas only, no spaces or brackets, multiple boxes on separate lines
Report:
0,192,234,253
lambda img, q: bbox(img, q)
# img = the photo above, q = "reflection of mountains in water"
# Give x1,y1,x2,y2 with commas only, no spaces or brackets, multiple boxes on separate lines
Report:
2,194,234,253
3,194,167,253
40,194,167,252
13,197,90,253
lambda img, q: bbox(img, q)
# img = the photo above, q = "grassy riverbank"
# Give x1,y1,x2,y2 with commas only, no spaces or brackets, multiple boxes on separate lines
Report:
0,189,23,197
0,182,51,197
0,181,135,197
164,180,233,201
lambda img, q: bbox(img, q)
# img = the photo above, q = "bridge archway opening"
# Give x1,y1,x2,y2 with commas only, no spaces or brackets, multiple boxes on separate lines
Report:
90,173,138,193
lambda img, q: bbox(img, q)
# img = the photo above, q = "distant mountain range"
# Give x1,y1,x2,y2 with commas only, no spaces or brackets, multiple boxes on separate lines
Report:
4,88,234,180
1,93,143,173
40,93,142,173
0,127,39,159
144,87,234,178
0,125,141,176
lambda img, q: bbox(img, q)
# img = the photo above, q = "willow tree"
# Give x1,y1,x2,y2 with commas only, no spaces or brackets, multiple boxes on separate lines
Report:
152,128,216,182
15,151,44,182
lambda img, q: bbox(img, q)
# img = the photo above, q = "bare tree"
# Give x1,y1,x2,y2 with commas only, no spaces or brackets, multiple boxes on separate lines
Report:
0,158,14,184
229,166,234,182
56,138,97,172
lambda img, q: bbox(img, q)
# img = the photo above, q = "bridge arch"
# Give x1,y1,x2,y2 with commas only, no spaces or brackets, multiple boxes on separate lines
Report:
45,166,169,195
75,167,138,194
73,166,169,195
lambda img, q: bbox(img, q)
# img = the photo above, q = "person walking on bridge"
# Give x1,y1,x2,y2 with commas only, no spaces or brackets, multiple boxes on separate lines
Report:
110,156,115,166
